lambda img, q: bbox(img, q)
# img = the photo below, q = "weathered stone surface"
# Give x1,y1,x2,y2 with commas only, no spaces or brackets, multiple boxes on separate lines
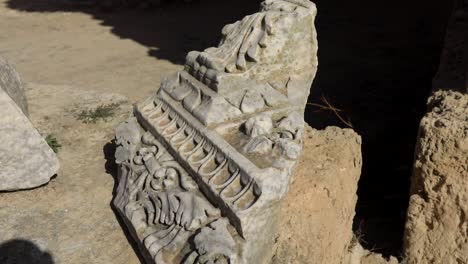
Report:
272,126,398,264
113,1,318,263
0,88,59,191
272,126,362,264
0,56,28,116
403,91,468,264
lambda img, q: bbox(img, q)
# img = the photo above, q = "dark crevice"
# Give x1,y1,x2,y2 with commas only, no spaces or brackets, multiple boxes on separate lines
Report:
308,0,454,258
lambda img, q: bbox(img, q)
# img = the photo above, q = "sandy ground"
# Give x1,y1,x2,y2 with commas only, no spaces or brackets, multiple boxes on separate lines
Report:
0,84,140,263
0,0,454,262
0,0,260,102
0,1,177,102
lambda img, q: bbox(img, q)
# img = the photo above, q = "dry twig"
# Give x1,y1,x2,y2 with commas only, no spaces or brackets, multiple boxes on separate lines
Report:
307,95,353,128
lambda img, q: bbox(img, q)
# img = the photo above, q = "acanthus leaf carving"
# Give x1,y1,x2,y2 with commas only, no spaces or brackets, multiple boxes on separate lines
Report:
113,1,317,263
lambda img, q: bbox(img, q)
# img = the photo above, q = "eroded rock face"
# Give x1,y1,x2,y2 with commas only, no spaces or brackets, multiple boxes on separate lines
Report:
113,1,318,263
403,91,468,263
0,88,59,191
272,126,399,264
0,56,28,116
272,126,362,263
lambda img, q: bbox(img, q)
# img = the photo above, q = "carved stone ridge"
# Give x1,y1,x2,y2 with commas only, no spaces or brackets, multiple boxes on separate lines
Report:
113,1,318,263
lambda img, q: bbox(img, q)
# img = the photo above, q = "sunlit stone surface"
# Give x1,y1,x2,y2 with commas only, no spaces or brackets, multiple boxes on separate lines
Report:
113,1,318,262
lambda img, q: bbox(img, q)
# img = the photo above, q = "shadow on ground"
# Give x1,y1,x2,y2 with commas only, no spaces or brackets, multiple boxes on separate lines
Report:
103,140,148,264
103,139,118,184
0,239,54,264
6,0,261,64
6,0,454,258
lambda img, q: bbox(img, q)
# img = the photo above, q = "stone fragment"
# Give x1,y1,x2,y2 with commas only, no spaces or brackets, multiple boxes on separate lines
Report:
113,1,318,263
274,138,301,160
243,136,273,154
277,111,305,140
0,88,59,191
0,56,28,115
244,114,273,138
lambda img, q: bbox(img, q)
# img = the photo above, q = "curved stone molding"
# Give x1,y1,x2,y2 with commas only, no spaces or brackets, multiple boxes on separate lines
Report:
113,1,318,263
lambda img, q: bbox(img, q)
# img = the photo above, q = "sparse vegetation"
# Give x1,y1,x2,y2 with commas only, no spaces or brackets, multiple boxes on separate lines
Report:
45,134,62,153
76,103,120,124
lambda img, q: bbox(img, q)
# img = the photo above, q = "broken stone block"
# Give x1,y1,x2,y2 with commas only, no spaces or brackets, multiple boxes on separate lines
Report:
0,88,59,191
0,56,28,116
113,0,318,263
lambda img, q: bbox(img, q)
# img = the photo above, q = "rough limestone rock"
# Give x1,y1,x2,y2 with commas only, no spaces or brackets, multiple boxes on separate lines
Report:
0,56,28,116
403,91,468,264
113,1,318,263
0,88,59,191
273,126,398,264
272,126,362,263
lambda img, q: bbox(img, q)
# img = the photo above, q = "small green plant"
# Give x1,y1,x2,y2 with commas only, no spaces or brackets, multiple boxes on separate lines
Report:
77,103,120,124
45,134,62,153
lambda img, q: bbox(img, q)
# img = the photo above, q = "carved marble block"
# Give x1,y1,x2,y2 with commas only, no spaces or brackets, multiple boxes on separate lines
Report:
113,1,318,263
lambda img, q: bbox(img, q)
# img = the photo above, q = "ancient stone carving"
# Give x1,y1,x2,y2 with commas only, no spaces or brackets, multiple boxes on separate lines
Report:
113,1,317,263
